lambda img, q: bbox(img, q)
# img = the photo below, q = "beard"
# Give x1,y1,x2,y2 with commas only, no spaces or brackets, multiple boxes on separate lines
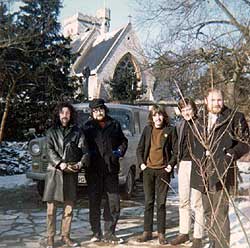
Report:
207,105,222,114
60,118,70,127
94,114,105,121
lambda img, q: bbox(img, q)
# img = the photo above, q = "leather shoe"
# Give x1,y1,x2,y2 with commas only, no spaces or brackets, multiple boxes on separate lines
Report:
61,236,78,247
137,231,152,242
158,233,167,245
170,234,189,245
191,238,202,248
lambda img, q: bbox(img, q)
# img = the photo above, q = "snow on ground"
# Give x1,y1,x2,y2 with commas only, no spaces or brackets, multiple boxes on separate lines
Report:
0,174,34,189
0,141,31,175
230,198,250,248
229,162,250,248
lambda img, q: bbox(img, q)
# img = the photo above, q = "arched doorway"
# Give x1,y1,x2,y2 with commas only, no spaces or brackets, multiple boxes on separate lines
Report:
109,53,143,102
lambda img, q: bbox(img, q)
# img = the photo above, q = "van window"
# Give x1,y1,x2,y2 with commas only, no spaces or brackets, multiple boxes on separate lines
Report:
109,109,133,134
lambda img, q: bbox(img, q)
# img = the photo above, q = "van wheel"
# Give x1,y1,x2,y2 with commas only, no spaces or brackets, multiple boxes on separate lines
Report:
37,180,45,197
121,168,135,200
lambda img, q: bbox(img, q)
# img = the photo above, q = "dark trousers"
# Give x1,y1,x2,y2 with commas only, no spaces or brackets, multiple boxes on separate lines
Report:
87,172,120,235
143,167,170,234
202,185,230,248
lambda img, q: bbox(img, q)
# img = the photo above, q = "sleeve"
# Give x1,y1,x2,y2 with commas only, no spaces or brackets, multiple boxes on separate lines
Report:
168,127,178,167
78,130,90,169
136,127,147,166
46,129,62,168
227,112,249,159
116,121,128,157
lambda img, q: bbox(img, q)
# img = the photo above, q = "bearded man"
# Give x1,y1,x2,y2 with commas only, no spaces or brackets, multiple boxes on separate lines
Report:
191,88,249,248
83,98,128,244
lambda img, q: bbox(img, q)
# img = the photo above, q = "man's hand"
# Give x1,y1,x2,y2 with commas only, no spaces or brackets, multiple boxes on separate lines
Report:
164,165,172,173
59,162,67,171
66,163,80,173
140,163,147,171
225,153,234,166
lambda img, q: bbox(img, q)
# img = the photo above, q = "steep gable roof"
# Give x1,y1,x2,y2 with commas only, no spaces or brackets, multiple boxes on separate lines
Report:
71,28,96,54
73,24,130,74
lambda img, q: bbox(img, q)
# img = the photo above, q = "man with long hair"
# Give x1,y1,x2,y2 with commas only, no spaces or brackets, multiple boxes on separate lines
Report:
136,104,177,245
43,102,89,248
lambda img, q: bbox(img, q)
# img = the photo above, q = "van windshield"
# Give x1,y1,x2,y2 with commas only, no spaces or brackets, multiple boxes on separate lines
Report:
76,108,132,134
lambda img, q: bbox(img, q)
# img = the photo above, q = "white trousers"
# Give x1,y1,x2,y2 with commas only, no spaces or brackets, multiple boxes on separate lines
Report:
178,161,204,239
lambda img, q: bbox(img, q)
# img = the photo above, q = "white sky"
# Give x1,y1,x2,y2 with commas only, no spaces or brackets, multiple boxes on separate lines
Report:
12,0,144,42
60,0,135,31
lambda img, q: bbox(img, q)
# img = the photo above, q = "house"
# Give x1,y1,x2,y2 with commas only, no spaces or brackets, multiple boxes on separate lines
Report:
62,8,154,101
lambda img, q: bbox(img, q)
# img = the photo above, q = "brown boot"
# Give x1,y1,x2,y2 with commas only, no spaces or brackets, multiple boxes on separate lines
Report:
46,236,54,248
137,231,152,242
158,233,167,245
191,238,202,248
170,234,189,245
61,236,78,247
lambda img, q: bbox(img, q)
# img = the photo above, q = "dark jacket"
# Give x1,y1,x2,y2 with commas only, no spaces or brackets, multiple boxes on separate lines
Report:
43,125,88,202
136,124,177,172
176,119,190,168
83,116,128,175
190,106,249,192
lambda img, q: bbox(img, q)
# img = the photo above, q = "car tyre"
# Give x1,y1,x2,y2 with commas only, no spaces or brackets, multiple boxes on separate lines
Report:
121,168,135,200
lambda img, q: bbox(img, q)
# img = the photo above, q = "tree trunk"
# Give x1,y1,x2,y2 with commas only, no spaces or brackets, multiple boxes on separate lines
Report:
0,80,16,143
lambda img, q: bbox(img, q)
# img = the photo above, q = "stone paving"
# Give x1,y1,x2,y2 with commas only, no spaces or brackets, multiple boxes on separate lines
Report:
0,199,188,248
1,164,249,248
0,177,196,248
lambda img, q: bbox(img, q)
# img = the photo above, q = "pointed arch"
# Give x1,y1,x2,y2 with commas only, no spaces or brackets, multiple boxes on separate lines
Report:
113,52,141,82
108,52,144,102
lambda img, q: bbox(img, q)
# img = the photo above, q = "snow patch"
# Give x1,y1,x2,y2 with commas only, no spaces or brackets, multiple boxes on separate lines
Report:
0,174,34,189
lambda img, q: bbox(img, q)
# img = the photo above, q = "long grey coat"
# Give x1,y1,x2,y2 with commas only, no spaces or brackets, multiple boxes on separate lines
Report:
43,125,88,202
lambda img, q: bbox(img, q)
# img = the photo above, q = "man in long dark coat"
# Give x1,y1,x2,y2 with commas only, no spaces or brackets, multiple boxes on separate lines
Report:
191,88,249,248
83,98,128,244
43,102,88,248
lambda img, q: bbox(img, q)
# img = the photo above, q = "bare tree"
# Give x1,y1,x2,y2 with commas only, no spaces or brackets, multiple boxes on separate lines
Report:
134,0,250,111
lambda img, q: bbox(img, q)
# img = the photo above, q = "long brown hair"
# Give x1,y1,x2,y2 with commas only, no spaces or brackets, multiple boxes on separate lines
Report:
148,104,169,126
52,102,76,127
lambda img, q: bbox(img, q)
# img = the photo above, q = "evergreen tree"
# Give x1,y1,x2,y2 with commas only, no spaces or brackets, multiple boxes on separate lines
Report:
0,0,79,141
0,1,20,141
